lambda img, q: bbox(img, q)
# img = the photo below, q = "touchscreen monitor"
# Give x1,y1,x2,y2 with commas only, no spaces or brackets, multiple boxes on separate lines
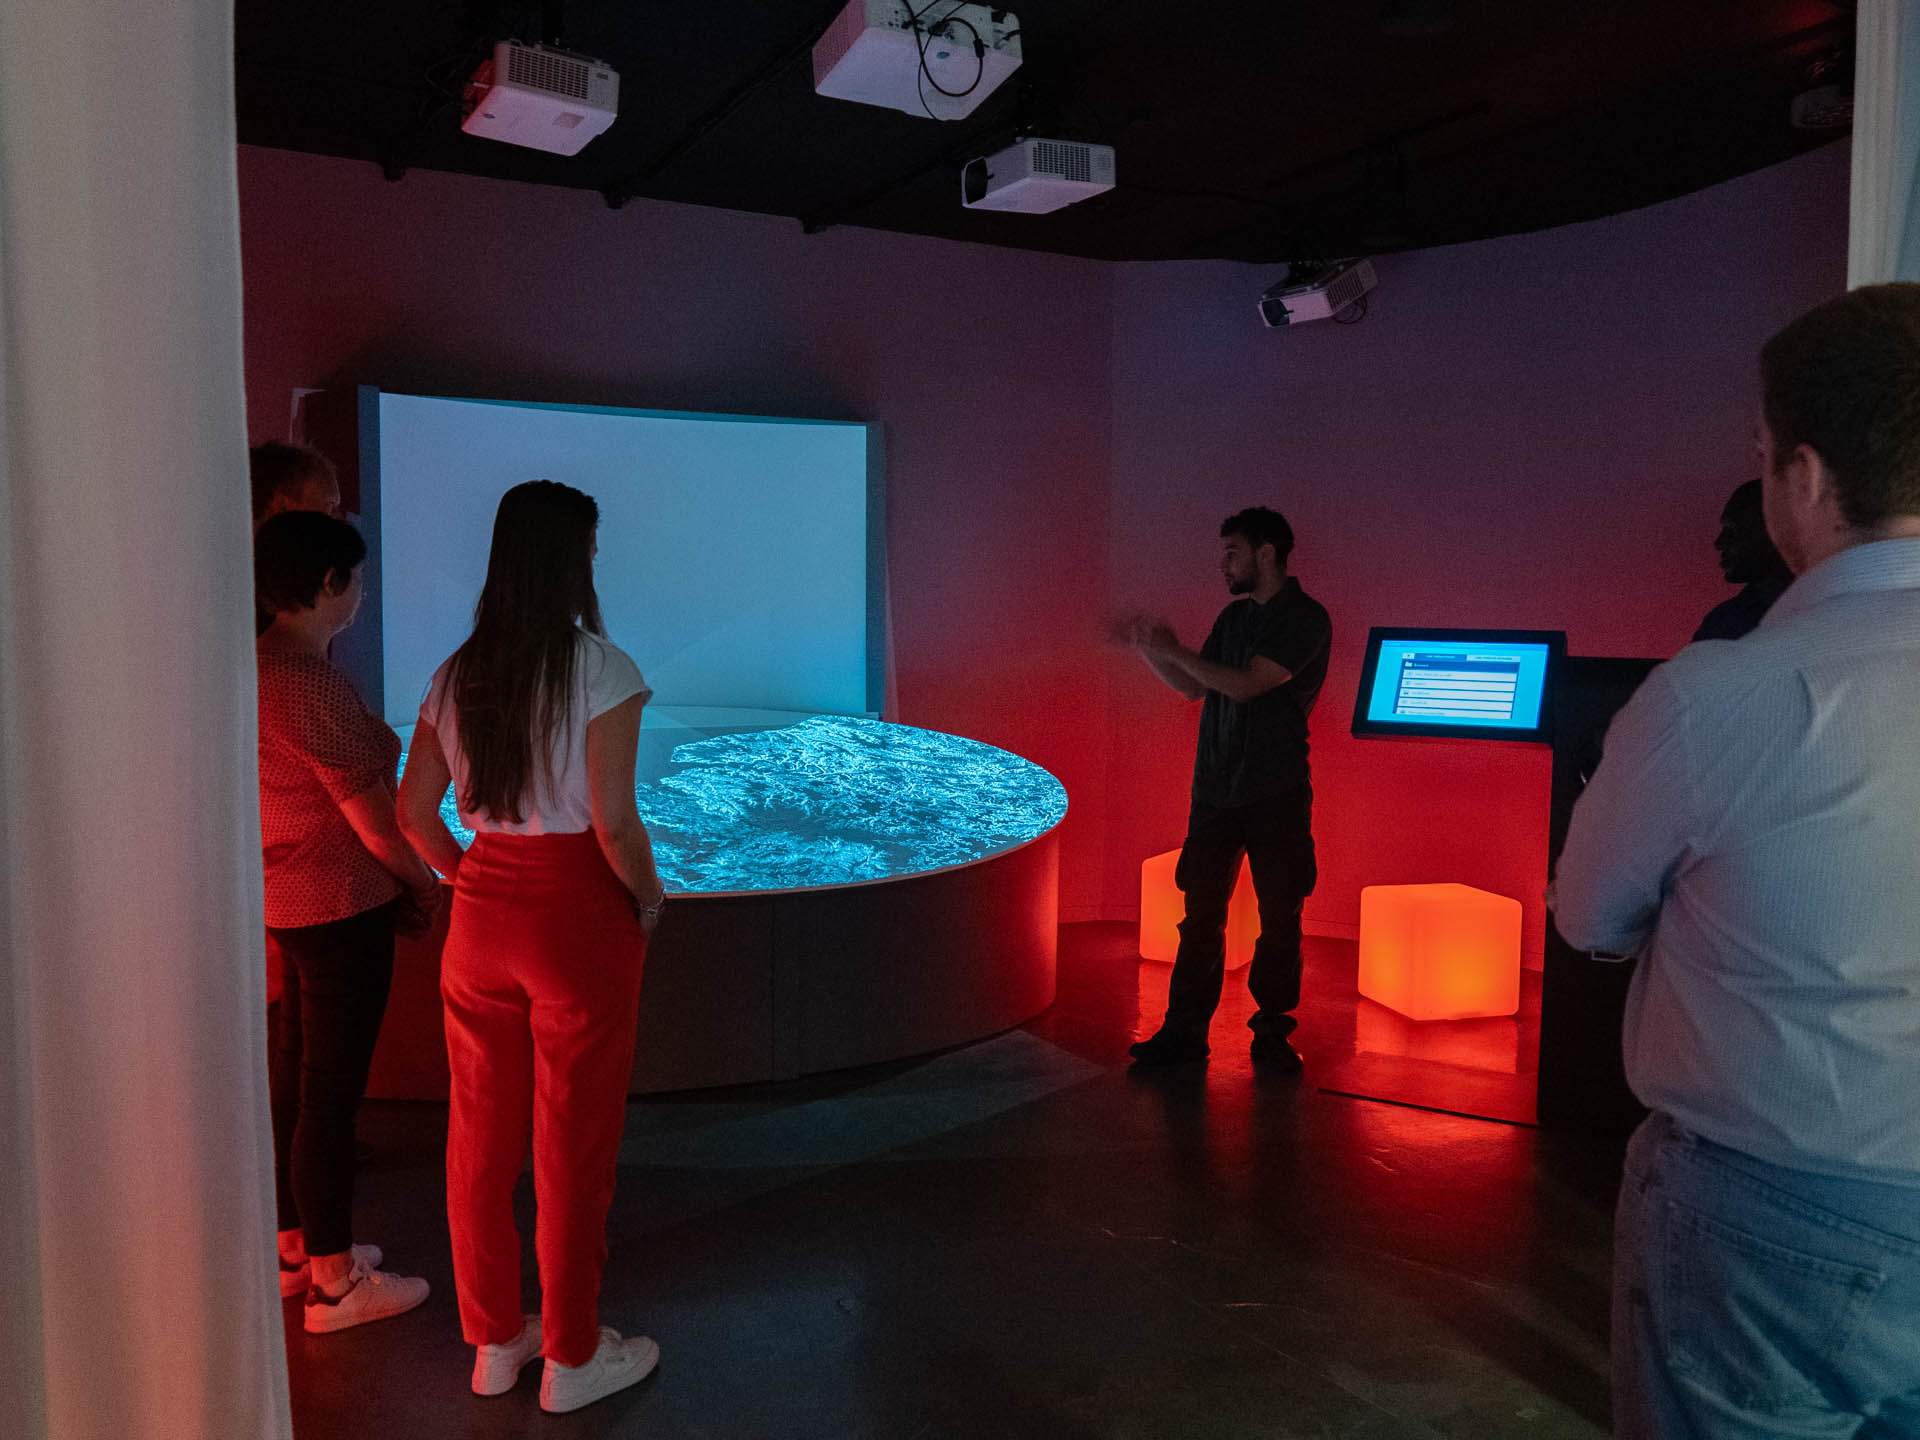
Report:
1350,628,1564,742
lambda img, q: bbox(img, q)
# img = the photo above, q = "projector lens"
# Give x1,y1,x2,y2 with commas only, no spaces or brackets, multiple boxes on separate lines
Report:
962,158,988,204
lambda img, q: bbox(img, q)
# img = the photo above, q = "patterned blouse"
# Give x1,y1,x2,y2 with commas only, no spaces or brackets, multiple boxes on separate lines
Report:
257,649,401,928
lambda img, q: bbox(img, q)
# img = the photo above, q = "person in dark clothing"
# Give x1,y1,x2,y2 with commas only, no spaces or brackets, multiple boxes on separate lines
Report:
251,440,342,529
1692,478,1792,641
1113,506,1332,1070
251,442,348,1050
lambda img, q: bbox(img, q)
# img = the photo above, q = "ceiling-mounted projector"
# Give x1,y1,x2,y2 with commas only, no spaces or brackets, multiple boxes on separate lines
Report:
1257,259,1377,327
813,1,1022,121
961,138,1115,214
461,41,619,156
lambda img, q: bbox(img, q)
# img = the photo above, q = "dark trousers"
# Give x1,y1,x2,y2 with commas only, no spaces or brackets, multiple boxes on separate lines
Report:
1164,793,1316,1041
269,902,396,1256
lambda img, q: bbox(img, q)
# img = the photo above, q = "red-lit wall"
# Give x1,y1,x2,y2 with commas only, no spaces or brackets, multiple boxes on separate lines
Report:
237,146,1117,918
238,141,1850,939
1104,142,1851,958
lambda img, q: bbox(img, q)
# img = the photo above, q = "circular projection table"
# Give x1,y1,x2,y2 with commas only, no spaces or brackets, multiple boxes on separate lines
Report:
367,714,1068,1099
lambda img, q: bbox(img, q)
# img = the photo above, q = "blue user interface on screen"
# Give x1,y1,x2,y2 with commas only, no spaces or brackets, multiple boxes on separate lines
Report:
1364,639,1551,731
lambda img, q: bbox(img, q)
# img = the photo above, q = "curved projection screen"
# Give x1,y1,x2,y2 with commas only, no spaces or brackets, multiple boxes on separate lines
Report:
361,389,881,728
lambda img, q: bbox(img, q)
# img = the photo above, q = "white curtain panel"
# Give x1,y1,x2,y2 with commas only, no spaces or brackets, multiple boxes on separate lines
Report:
0,0,289,1436
1850,0,1920,286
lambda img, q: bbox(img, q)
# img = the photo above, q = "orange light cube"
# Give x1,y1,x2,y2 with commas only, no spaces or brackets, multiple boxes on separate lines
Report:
1138,847,1257,971
1358,883,1520,1021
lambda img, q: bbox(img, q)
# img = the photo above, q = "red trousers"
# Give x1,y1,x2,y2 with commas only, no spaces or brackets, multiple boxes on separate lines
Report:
441,830,646,1367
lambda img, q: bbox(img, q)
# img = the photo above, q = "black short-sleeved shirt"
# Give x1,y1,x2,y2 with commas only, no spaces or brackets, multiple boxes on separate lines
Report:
1191,577,1332,810
1691,576,1790,642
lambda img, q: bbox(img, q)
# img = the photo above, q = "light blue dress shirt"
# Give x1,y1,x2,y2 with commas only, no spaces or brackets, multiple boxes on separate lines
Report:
1555,538,1920,1184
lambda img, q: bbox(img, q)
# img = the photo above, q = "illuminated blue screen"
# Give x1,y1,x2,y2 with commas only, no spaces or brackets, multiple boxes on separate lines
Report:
373,392,875,728
1364,639,1551,731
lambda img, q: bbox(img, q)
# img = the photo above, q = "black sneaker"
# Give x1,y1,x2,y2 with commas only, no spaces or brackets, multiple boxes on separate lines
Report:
1249,1035,1304,1072
1128,1031,1210,1066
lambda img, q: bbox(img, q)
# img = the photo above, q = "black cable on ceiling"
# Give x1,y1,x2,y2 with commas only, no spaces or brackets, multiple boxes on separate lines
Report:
600,1,850,209
599,0,1129,225
911,2,987,119
799,97,1025,234
798,0,1132,235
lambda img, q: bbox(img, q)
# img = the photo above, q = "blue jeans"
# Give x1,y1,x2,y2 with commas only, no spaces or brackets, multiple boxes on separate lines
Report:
1614,1112,1920,1439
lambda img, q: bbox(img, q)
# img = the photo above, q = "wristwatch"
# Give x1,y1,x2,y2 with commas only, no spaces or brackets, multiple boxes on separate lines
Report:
633,889,667,922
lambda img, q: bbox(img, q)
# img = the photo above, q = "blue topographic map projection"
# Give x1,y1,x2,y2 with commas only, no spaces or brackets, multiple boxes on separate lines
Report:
406,715,1068,895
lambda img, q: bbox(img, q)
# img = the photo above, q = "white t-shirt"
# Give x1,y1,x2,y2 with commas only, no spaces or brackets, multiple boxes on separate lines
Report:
420,630,651,835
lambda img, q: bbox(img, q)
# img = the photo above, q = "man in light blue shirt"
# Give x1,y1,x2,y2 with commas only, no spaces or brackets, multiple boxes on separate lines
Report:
1556,283,1920,1440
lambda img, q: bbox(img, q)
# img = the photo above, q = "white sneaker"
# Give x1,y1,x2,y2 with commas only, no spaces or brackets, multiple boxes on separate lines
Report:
472,1315,542,1396
539,1327,659,1414
303,1257,429,1333
279,1242,383,1299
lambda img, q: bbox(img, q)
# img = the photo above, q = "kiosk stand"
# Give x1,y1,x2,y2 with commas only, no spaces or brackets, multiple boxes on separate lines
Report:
1537,655,1659,1133
1340,628,1659,1130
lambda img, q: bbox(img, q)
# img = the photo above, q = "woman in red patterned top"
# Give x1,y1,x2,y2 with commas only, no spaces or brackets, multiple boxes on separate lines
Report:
256,511,441,1333
399,480,665,1415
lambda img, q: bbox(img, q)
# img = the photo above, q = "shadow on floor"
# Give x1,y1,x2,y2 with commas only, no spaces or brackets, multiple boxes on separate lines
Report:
294,924,1623,1439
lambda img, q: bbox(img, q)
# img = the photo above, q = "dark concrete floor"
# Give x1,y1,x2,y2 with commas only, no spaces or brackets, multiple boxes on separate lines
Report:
291,924,1624,1438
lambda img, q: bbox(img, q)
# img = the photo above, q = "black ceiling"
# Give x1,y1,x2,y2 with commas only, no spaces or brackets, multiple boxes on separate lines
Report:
234,1,1856,264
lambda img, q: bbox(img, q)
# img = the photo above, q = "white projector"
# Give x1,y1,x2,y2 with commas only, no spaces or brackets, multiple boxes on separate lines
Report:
1257,259,1377,327
461,42,619,156
813,1,1022,121
961,138,1115,214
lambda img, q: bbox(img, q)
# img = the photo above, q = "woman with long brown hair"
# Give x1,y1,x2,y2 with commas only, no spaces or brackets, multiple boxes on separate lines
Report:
398,480,665,1414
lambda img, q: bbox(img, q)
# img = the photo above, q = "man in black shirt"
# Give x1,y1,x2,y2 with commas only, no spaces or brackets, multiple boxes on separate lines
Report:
1692,478,1792,642
1115,507,1332,1069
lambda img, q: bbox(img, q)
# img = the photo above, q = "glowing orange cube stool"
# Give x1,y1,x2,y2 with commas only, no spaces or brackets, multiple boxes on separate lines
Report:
1138,847,1257,971
1357,883,1520,1021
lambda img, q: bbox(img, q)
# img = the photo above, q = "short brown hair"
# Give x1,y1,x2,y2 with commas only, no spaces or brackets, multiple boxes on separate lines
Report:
254,511,366,616
1760,283,1920,529
1221,506,1295,565
249,441,336,525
